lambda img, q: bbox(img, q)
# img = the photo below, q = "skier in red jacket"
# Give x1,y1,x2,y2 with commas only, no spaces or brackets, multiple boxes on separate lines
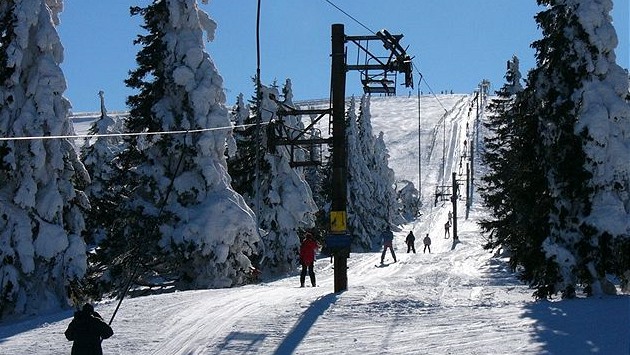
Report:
299,232,319,287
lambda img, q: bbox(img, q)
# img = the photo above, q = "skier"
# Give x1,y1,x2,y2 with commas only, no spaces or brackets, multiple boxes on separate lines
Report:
65,303,114,355
380,226,397,264
299,232,319,287
405,230,416,253
423,234,432,253
444,220,451,239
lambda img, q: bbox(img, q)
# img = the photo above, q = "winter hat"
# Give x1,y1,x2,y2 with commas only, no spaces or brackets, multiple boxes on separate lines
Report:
82,303,94,313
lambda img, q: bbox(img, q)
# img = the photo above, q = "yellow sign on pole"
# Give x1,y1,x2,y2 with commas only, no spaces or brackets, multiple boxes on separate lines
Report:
330,210,347,233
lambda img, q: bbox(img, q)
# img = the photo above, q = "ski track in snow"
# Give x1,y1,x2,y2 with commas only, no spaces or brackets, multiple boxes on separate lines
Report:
1,95,629,354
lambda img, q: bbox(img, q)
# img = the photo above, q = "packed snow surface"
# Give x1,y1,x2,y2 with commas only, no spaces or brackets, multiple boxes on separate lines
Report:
1,95,628,354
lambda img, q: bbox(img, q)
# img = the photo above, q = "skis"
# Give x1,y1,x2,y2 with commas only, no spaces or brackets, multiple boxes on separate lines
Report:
375,261,396,267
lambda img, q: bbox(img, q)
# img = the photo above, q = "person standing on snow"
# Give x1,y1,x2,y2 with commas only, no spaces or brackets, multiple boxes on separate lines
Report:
405,230,416,253
299,232,319,287
380,226,397,264
444,220,451,239
423,234,432,253
65,303,113,355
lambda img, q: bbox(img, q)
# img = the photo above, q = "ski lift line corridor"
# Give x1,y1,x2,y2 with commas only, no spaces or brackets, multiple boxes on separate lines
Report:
369,94,472,210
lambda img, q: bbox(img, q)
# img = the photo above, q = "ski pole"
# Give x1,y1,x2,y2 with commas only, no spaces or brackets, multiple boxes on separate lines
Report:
108,261,140,326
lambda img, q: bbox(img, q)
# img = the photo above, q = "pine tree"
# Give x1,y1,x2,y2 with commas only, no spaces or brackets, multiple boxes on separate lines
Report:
346,97,375,250
345,95,398,251
480,56,525,252
396,180,420,221
0,0,90,318
94,0,260,294
527,0,630,297
302,111,329,233
0,0,16,170
228,84,270,206
248,81,317,272
373,131,398,225
485,1,630,298
82,95,125,198
480,57,558,297
358,96,397,230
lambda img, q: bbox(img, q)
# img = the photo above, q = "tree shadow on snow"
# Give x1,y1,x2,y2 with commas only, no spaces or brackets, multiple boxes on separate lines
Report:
0,309,74,344
522,296,630,354
273,293,338,355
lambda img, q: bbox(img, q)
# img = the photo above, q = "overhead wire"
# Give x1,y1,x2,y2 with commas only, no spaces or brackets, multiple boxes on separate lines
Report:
323,0,375,34
413,63,448,114
0,122,269,142
323,0,449,117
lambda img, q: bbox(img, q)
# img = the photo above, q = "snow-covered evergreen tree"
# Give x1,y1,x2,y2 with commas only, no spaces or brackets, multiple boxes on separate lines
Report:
508,0,630,298
373,131,398,224
345,95,398,250
396,180,420,221
302,111,328,220
0,0,90,318
479,56,557,293
80,92,125,248
346,97,376,250
505,55,523,95
307,136,333,240
228,91,263,202
0,1,15,169
553,0,630,296
358,96,397,229
480,56,527,252
250,81,317,272
95,0,260,293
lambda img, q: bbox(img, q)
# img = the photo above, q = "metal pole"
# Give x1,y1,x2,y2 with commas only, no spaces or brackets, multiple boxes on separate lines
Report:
466,162,470,220
452,172,458,243
331,24,348,293
108,261,140,325
254,0,262,224
417,80,422,203
442,107,446,185
470,142,474,205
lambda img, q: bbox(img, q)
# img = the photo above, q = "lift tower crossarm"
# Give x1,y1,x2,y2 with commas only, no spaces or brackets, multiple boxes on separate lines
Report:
344,28,414,95
345,33,403,41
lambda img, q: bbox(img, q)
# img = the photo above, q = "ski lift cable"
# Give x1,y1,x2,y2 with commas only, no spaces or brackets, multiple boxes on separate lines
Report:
254,0,267,267
0,122,269,142
412,62,448,114
323,0,375,34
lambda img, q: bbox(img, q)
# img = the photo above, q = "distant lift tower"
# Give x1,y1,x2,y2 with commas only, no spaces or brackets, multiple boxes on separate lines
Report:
269,24,414,293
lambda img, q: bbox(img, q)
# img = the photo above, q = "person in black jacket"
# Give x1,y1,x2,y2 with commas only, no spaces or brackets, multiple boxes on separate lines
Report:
65,303,113,355
423,234,432,253
405,231,416,253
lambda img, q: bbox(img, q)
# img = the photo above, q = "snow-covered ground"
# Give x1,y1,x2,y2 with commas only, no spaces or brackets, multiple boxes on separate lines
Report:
1,95,628,354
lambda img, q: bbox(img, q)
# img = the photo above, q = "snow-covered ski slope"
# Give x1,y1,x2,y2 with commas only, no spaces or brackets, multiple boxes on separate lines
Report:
1,95,629,354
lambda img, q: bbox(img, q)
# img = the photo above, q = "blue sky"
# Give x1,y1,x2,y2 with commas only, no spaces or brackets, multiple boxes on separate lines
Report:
58,0,629,113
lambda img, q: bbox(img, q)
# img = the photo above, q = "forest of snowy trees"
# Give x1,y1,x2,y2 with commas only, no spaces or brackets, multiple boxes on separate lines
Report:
480,0,630,299
0,0,405,319
1,0,629,320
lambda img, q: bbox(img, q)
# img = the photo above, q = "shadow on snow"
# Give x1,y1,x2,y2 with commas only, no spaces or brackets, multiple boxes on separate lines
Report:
0,309,74,345
522,296,630,354
273,293,338,355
